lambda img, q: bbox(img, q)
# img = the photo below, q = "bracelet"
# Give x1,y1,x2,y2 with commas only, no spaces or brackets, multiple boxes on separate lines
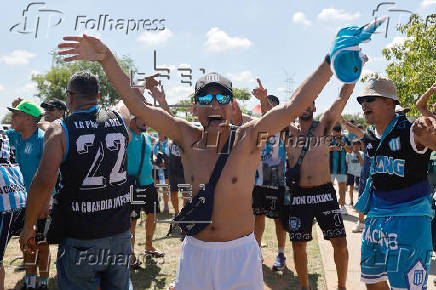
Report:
324,54,331,65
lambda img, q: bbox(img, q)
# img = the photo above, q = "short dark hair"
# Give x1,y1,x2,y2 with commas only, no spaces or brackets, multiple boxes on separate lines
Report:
67,71,99,99
333,123,342,132
267,95,279,105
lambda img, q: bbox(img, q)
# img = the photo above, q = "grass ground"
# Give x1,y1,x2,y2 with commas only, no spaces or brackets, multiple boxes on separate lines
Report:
3,199,326,289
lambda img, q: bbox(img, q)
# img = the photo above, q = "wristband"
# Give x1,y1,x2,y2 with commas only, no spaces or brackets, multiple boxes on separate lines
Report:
324,54,331,65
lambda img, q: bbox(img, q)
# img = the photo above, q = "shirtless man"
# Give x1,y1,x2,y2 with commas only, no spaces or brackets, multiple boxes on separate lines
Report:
285,83,356,289
57,34,336,289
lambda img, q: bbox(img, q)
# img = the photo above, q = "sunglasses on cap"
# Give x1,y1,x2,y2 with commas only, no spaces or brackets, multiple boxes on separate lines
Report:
357,96,379,105
195,93,232,105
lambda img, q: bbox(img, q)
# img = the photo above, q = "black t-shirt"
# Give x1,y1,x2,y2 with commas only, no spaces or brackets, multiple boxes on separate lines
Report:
59,106,130,239
363,115,430,192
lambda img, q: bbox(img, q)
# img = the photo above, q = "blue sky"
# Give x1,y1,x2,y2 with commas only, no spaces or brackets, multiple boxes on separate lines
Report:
0,0,434,120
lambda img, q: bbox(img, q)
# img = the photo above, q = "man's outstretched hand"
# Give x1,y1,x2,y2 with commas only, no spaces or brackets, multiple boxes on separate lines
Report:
252,78,267,100
58,34,108,62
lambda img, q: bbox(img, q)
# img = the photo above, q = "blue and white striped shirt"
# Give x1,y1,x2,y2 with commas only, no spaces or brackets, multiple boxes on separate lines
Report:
0,128,26,212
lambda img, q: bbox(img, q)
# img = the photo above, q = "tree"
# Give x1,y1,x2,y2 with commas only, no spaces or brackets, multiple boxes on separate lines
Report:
1,112,11,124
342,112,367,126
233,88,251,101
31,49,137,107
379,14,435,116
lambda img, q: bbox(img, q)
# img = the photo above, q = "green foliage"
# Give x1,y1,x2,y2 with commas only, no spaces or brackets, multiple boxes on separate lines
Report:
380,14,435,116
32,49,137,107
342,112,368,127
171,99,196,122
232,88,251,101
1,112,11,124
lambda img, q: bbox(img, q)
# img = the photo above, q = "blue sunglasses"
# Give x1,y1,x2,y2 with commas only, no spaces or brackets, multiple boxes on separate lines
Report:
195,94,232,105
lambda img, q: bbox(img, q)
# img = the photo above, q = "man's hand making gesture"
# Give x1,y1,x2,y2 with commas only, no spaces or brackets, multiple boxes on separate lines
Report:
252,78,271,115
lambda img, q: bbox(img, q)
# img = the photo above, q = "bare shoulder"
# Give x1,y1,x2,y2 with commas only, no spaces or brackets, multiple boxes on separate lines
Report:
177,120,202,152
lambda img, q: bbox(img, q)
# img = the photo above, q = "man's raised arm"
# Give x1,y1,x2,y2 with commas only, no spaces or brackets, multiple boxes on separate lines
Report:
58,35,190,144
250,58,333,143
319,83,356,133
340,117,364,139
416,82,436,117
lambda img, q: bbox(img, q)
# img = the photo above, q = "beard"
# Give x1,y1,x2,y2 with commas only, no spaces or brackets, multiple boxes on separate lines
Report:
299,112,313,121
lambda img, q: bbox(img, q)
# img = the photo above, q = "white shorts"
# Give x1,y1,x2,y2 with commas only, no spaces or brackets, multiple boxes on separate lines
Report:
175,232,263,290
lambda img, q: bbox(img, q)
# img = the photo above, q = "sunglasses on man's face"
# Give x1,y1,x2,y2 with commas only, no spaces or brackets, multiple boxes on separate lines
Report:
45,106,56,112
196,94,232,105
357,96,378,105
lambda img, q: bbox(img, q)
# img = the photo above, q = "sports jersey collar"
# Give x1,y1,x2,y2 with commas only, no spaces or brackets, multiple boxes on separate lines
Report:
72,105,99,114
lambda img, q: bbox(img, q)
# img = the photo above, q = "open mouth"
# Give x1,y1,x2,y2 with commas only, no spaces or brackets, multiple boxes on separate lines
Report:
207,115,224,126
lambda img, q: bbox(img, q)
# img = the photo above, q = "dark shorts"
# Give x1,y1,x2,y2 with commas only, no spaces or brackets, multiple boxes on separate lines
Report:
0,208,25,264
130,184,160,219
35,218,49,243
346,174,359,186
168,170,185,193
252,186,285,219
288,183,346,242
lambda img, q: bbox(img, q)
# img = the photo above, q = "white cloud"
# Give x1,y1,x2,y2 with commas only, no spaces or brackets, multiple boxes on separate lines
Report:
227,71,255,82
421,0,436,8
0,84,4,91
165,86,194,104
178,64,192,69
204,27,253,52
0,50,35,66
137,29,173,46
16,82,37,94
293,12,312,26
386,36,406,49
318,8,360,22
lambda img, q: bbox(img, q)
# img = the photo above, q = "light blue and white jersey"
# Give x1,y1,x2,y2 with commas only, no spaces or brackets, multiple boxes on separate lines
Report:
0,128,26,211
255,133,286,188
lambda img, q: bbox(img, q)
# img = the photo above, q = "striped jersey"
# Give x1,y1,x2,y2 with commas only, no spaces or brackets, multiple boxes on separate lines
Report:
329,136,350,174
0,128,26,212
255,133,287,189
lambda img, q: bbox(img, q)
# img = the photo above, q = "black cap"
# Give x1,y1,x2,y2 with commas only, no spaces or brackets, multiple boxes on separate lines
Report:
41,98,67,111
194,72,232,97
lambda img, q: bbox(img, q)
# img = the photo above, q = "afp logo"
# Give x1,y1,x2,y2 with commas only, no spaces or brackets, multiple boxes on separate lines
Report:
10,2,63,38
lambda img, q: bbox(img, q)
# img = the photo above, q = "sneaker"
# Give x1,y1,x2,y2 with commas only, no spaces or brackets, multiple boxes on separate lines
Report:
352,221,364,233
340,205,348,215
272,253,286,271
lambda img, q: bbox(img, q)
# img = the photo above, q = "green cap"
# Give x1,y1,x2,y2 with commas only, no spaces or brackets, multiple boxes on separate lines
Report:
8,100,42,118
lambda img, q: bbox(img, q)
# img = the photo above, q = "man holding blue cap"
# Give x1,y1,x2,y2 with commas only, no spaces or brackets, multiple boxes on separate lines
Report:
7,99,51,290
356,77,436,289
